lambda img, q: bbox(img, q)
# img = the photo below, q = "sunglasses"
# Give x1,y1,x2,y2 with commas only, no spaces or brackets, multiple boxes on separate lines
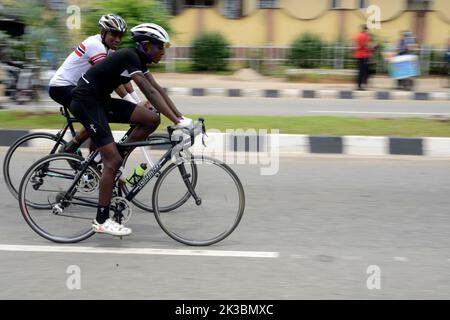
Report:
143,40,171,51
154,42,171,50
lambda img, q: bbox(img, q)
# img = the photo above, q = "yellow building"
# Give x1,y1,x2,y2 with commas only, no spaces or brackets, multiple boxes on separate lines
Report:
2,0,448,47
163,0,450,47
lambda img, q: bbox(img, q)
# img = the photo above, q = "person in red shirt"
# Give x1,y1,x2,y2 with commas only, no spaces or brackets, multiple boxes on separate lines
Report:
353,25,372,90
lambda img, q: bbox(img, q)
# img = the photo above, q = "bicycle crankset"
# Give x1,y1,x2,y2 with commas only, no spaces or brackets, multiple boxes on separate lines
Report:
110,197,132,224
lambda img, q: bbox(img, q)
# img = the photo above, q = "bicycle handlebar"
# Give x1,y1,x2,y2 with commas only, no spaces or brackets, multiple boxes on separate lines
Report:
167,118,207,148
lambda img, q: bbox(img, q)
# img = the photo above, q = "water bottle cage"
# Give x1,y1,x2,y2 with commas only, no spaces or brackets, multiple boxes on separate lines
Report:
126,173,140,186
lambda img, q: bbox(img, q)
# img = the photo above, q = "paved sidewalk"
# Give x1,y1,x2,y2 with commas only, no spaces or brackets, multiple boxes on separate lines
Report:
154,72,450,92
152,72,450,101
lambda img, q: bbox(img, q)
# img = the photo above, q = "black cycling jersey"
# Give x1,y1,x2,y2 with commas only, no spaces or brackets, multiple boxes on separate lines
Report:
79,47,148,97
70,48,155,148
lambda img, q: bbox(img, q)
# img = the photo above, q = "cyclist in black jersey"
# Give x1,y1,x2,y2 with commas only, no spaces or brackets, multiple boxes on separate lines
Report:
70,23,193,236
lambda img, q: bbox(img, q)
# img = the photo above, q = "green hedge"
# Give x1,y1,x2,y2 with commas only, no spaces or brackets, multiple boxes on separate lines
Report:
429,49,448,75
288,33,323,68
191,32,230,71
83,0,171,49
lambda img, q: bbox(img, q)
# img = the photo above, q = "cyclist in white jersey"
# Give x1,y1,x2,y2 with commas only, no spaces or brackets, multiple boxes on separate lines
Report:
49,14,142,153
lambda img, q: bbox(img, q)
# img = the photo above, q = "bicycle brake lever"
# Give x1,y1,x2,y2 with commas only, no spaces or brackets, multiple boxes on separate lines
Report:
201,133,207,147
200,120,207,147
201,128,208,147
199,119,206,135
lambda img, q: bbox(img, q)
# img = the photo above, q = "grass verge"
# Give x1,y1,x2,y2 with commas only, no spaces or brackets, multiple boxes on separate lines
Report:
1,110,450,137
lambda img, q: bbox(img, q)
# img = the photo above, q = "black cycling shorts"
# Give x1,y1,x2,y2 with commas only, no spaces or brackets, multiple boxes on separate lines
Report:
48,85,76,110
70,94,137,148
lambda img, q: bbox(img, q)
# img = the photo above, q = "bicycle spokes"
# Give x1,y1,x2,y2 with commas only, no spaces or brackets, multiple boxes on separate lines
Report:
19,154,99,243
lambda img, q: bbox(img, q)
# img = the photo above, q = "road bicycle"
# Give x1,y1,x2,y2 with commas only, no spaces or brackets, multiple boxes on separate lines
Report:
3,105,169,212
18,119,245,246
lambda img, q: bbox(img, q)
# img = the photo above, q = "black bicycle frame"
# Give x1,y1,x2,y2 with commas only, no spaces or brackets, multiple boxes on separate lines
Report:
123,142,200,205
62,138,174,205
123,145,173,201
47,106,79,154
59,120,203,208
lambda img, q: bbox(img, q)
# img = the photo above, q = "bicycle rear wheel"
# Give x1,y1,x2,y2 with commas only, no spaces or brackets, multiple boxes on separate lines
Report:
152,156,245,246
3,132,67,199
121,134,198,213
19,153,99,243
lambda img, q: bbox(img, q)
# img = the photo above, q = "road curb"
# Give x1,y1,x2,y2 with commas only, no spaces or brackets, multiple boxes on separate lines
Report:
2,129,450,157
162,88,450,101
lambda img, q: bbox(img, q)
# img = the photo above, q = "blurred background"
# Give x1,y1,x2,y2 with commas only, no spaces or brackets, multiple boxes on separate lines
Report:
2,1,450,300
0,0,449,102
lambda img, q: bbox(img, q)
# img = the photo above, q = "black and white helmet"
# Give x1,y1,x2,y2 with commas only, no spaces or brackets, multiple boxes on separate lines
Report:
131,23,171,48
98,14,127,33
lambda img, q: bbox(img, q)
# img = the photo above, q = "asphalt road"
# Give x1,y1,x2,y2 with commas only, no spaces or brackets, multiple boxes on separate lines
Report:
2,96,450,118
175,97,450,118
1,151,450,299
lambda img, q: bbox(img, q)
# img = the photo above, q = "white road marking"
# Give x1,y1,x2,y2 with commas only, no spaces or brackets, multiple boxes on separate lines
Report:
341,256,362,260
0,244,279,258
393,257,409,262
309,111,450,116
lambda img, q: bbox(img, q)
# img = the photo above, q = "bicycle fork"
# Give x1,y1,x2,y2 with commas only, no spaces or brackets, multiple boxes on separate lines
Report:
178,163,201,206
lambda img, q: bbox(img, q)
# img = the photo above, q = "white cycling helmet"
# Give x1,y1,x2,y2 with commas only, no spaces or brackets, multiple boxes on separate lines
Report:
98,14,127,33
131,23,171,48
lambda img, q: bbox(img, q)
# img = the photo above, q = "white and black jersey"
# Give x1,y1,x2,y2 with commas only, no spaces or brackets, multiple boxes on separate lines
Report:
49,34,112,87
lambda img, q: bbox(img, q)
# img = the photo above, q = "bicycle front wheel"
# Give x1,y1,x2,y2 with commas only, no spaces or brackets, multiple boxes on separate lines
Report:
19,153,99,243
3,132,67,199
152,156,245,246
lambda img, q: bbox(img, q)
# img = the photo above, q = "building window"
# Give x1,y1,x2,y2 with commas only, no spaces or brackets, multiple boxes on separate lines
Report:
159,1,215,15
159,0,171,13
185,0,215,7
358,0,368,9
47,0,66,11
222,0,243,19
159,1,184,15
259,0,277,8
407,0,432,10
330,0,341,9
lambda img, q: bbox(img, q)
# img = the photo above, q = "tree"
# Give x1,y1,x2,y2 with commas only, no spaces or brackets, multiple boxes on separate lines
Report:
2,0,68,62
82,0,172,48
